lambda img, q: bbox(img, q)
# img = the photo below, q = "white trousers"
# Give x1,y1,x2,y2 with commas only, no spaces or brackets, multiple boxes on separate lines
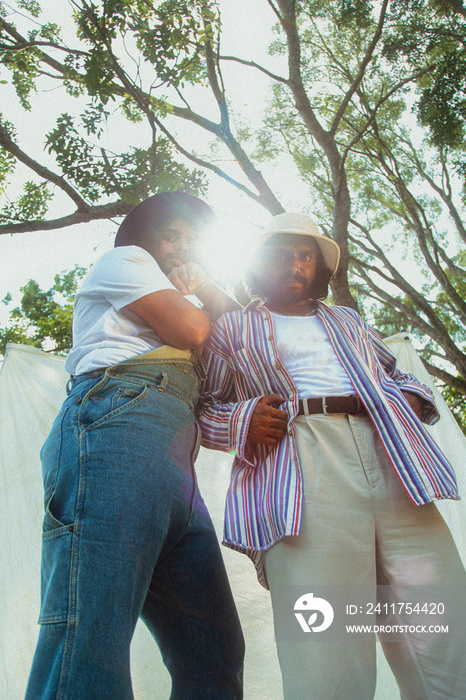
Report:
264,414,466,700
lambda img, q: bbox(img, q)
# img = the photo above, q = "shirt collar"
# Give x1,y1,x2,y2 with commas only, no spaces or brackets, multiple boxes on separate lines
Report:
242,297,266,313
243,297,328,315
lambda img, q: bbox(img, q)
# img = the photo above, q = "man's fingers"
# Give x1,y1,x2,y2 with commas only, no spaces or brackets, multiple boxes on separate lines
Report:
264,425,287,444
269,408,288,421
264,410,287,426
258,394,288,421
261,436,281,446
260,393,286,407
247,394,289,445
272,427,286,439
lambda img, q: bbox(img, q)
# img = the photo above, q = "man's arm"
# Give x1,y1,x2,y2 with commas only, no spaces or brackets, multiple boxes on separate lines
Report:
126,289,211,349
366,323,439,423
197,320,256,457
198,317,287,462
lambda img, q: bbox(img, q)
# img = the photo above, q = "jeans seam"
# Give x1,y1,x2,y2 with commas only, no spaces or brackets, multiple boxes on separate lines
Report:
55,448,84,700
183,424,202,534
56,619,75,700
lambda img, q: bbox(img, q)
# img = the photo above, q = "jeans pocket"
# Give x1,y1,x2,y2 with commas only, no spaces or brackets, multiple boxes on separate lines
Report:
110,384,147,411
38,525,74,624
79,379,149,430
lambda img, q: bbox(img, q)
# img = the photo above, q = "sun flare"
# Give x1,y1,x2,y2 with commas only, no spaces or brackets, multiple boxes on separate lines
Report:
196,214,264,294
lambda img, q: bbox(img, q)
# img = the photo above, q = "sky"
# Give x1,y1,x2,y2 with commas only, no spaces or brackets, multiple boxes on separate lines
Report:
0,0,308,328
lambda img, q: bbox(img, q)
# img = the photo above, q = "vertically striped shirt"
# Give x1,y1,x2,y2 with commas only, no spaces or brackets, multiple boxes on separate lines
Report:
198,299,459,587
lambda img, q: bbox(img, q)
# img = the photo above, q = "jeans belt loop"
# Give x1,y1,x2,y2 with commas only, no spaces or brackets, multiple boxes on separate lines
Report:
157,372,169,392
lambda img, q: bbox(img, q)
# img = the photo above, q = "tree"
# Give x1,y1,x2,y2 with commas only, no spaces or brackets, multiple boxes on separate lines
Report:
0,0,465,418
249,0,466,403
0,0,282,232
0,266,86,355
382,0,466,152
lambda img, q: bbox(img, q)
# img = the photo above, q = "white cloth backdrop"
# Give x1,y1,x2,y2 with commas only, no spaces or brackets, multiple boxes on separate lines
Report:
1,336,465,699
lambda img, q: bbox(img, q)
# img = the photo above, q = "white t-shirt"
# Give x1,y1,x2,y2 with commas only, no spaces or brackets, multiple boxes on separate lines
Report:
271,313,355,397
65,245,178,376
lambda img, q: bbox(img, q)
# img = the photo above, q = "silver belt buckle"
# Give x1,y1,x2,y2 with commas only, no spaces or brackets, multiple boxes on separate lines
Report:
322,396,328,415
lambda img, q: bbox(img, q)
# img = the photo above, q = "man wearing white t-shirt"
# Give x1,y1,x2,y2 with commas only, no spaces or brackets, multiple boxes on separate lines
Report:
25,192,244,700
198,212,466,699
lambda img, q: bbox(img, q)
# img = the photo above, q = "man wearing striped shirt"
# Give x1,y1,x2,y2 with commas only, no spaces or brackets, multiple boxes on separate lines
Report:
198,212,466,700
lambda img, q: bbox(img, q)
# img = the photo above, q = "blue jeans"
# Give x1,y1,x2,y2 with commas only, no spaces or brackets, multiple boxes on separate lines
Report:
25,356,244,699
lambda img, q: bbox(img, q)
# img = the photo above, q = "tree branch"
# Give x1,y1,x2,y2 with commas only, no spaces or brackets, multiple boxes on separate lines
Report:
0,201,129,235
0,123,89,210
330,0,390,135
219,55,289,84
423,361,466,395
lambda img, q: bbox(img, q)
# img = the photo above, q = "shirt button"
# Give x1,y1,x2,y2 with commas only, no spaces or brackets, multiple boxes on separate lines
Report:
275,363,281,371
268,335,273,341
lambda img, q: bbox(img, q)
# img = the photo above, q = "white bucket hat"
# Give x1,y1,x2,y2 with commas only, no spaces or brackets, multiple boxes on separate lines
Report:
262,212,340,277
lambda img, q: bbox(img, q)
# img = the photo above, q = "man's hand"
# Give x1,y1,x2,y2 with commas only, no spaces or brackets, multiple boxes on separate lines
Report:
247,394,288,446
401,390,426,419
167,262,208,296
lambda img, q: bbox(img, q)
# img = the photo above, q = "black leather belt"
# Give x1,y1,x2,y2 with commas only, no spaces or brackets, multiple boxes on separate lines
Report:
297,395,366,416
